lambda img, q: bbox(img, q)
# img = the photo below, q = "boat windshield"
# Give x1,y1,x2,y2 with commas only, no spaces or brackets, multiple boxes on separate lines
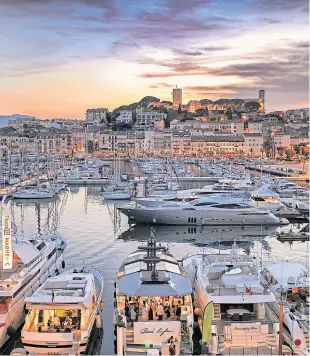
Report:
30,309,81,333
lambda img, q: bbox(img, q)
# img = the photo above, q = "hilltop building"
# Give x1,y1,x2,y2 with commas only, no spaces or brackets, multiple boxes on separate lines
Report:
172,86,182,109
85,108,108,125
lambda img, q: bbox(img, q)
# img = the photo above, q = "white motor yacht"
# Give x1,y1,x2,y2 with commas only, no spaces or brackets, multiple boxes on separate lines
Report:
119,196,288,226
114,236,193,355
260,259,310,354
21,265,104,355
103,185,132,200
0,234,66,350
182,243,280,355
12,188,56,199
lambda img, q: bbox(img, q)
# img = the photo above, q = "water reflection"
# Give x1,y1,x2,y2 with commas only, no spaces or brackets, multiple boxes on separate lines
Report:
119,224,274,253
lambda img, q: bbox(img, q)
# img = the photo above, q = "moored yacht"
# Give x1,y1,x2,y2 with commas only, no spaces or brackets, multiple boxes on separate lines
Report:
0,233,66,350
260,259,310,354
182,243,280,355
11,188,56,199
21,265,104,355
119,196,288,226
114,235,193,355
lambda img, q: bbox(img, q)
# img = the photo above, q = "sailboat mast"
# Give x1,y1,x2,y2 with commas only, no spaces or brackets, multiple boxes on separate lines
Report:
36,138,40,189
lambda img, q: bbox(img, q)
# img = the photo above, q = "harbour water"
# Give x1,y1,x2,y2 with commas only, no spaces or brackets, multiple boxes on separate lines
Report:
6,184,308,354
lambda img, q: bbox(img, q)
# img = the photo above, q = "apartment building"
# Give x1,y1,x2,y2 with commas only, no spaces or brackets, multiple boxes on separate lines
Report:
191,135,245,156
85,108,108,125
247,121,263,134
116,110,133,124
135,111,166,130
171,131,191,156
273,134,290,148
243,133,264,155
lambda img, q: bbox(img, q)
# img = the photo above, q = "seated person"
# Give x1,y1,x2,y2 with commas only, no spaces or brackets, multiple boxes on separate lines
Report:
47,316,53,327
54,315,60,326
64,316,73,328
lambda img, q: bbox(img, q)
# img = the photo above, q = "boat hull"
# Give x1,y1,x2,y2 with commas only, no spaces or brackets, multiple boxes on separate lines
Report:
12,192,55,199
119,207,288,226
104,193,131,200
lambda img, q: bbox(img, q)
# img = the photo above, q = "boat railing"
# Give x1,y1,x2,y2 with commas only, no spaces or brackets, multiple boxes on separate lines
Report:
76,265,104,330
228,345,277,355
207,285,272,296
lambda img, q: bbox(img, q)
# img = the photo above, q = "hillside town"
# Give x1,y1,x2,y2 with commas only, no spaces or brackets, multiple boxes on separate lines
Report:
0,88,309,159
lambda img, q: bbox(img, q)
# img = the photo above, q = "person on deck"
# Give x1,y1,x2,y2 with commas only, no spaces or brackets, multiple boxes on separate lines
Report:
169,341,176,355
157,303,164,320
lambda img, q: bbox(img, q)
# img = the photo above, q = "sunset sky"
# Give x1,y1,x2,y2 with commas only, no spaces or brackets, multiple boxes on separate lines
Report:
0,0,309,119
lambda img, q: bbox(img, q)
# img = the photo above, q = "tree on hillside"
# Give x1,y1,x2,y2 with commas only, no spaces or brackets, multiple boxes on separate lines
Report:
132,109,137,124
277,147,285,157
178,104,182,114
285,148,294,161
294,145,301,155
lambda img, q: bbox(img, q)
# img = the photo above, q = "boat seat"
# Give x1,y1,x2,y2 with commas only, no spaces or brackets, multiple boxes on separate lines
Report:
45,281,67,289
66,283,86,289
242,313,249,321
232,314,240,321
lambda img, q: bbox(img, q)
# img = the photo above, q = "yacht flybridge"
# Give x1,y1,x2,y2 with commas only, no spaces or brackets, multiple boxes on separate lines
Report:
0,233,66,350
114,234,193,355
182,243,280,355
22,265,104,355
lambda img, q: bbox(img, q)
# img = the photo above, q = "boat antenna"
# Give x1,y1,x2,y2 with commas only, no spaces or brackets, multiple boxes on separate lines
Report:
230,238,238,260
218,228,221,255
260,224,263,268
306,239,309,272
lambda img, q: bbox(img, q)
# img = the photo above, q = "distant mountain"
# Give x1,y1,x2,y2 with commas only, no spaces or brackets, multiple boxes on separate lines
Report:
161,100,173,105
0,114,33,127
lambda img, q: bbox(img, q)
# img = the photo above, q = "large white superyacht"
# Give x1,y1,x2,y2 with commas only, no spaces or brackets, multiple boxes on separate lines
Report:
182,243,280,355
114,235,194,355
119,196,288,226
0,231,66,350
22,265,104,355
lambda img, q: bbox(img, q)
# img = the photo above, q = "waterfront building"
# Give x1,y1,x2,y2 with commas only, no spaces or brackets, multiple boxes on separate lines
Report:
191,135,245,156
273,134,291,148
243,133,264,156
171,130,191,156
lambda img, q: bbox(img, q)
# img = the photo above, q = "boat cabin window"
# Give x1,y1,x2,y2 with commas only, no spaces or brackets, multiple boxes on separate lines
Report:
252,196,265,202
213,204,246,209
33,309,81,333
191,202,215,206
